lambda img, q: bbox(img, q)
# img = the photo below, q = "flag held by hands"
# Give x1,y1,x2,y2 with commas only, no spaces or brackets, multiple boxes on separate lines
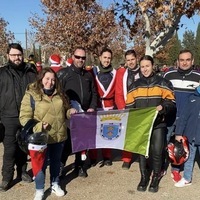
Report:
70,107,158,157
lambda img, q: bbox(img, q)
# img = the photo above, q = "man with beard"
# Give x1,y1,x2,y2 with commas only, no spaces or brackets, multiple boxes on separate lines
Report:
88,48,116,167
57,46,97,178
0,43,37,191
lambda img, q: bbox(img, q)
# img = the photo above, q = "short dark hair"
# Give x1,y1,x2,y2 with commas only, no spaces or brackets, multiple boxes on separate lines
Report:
7,43,23,54
139,55,154,65
178,49,193,59
100,48,112,57
29,54,34,59
125,49,137,58
73,46,86,54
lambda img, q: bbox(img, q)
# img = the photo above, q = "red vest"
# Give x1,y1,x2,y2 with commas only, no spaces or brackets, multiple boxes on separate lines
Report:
115,67,140,109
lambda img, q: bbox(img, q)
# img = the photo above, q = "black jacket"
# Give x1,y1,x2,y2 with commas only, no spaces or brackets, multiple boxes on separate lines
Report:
57,64,97,111
0,62,37,118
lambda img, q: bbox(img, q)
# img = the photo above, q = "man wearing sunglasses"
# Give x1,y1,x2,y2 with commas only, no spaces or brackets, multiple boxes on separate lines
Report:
57,46,97,178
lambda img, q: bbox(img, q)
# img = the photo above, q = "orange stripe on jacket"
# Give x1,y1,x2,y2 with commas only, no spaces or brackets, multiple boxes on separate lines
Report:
126,85,175,106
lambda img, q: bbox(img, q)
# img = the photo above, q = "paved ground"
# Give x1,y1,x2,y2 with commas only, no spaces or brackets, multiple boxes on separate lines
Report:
0,145,200,200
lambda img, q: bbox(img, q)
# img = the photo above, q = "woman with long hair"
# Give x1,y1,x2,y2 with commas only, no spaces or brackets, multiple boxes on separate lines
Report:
20,67,76,200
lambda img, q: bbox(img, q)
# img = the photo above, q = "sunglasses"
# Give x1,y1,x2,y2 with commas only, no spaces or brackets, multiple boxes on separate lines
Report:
74,55,86,60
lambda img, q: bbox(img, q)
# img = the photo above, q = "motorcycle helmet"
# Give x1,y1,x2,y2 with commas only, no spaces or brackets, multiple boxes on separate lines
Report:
28,132,48,145
167,136,189,165
16,119,38,154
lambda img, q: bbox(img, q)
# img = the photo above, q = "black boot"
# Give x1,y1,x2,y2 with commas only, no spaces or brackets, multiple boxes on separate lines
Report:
137,170,150,192
0,180,12,192
148,174,159,193
137,155,150,192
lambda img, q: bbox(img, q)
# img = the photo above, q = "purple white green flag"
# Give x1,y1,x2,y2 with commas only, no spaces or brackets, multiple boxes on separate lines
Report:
70,107,158,157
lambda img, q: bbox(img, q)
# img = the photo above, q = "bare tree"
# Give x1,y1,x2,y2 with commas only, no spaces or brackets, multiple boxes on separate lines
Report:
29,0,127,58
0,17,14,64
115,0,200,56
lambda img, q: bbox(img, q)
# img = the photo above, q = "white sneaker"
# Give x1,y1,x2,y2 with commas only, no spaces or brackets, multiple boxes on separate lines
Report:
51,183,65,197
174,178,192,187
34,189,44,200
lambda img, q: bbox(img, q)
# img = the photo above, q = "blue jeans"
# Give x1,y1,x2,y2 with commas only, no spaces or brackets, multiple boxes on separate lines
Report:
166,123,175,143
35,142,64,189
183,142,200,182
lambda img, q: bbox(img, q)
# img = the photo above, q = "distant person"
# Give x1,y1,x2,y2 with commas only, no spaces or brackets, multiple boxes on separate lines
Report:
162,64,169,73
49,54,62,72
0,43,37,191
115,49,141,170
28,54,36,65
66,57,73,67
36,62,42,72
85,65,93,71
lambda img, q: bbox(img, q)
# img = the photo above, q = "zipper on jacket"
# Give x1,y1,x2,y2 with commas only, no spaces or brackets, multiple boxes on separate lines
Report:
51,98,59,131
146,84,149,106
78,74,84,106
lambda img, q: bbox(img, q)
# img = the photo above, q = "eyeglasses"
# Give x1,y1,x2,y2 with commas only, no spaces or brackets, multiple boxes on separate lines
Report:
74,55,86,60
9,54,22,57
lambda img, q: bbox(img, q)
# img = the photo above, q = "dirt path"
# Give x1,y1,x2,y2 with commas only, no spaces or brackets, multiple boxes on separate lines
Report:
0,146,199,200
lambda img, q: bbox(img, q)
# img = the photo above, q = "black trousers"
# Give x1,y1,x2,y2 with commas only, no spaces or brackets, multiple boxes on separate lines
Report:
61,128,84,167
1,118,27,182
139,127,167,174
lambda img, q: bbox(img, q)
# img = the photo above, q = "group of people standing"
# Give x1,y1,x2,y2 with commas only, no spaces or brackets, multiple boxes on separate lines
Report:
0,43,200,200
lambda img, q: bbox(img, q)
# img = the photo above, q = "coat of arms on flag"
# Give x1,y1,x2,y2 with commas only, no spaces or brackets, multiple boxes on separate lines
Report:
100,123,122,140
70,107,158,157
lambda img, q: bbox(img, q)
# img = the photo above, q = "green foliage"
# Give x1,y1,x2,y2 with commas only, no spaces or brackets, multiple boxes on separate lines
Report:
154,32,181,66
194,23,200,66
167,33,182,66
182,30,196,54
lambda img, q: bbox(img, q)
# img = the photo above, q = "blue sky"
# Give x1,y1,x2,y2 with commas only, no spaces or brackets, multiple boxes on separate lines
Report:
0,0,199,49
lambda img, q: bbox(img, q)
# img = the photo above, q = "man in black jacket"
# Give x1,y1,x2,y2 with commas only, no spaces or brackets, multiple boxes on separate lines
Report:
0,43,37,191
57,46,97,177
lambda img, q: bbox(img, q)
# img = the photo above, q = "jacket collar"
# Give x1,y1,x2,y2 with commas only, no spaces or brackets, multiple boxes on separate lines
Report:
71,64,84,75
178,67,192,76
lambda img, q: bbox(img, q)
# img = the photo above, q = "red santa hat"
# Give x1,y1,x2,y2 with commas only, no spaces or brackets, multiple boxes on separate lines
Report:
66,57,73,67
35,62,42,72
49,54,61,67
36,62,42,67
